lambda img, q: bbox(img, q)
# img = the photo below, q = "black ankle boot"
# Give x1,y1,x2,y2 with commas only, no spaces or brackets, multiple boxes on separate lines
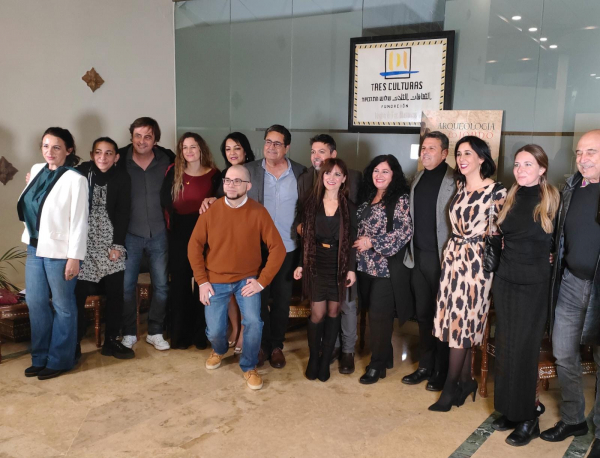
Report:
455,379,478,406
102,336,135,359
306,320,324,380
318,315,341,382
359,366,386,384
506,418,540,446
428,382,460,412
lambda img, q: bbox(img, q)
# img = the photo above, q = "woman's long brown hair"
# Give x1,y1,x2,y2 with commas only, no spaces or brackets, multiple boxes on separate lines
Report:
172,132,216,201
497,144,559,234
301,158,350,300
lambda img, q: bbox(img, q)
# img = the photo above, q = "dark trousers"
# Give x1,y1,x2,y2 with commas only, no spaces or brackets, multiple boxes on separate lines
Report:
358,271,395,371
411,248,448,373
260,249,298,353
168,214,206,348
75,270,125,343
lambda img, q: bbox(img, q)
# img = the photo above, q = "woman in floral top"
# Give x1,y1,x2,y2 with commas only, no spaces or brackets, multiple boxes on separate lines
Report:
354,155,412,384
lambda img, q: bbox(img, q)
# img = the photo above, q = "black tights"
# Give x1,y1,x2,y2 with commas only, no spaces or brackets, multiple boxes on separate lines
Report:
310,300,340,323
436,347,472,405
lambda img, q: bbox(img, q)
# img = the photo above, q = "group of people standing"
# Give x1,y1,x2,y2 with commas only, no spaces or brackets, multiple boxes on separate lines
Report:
16,117,600,455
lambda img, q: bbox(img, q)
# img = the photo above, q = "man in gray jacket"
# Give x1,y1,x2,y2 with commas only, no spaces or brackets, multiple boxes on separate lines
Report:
402,131,456,391
245,125,306,369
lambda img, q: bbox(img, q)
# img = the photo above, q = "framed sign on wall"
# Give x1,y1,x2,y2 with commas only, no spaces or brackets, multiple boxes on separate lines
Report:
349,31,455,134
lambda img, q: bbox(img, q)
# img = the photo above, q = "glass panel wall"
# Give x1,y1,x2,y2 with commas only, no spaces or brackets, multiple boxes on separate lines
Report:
175,0,600,185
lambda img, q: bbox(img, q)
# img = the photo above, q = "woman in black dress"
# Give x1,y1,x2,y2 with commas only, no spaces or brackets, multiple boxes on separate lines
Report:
294,158,357,382
491,144,559,446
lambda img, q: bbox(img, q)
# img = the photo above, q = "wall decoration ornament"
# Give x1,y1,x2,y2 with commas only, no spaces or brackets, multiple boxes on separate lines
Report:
82,67,104,92
0,156,18,185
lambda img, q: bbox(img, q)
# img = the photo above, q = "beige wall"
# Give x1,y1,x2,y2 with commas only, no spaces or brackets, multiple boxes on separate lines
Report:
0,0,176,288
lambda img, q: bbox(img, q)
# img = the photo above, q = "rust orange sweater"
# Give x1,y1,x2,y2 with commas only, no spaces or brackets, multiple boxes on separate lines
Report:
188,197,286,287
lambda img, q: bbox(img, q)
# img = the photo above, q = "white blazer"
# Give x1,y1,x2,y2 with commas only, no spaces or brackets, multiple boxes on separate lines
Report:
20,163,89,260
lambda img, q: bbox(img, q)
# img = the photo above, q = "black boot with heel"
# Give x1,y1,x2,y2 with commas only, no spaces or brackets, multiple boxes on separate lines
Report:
318,315,341,382
306,319,324,380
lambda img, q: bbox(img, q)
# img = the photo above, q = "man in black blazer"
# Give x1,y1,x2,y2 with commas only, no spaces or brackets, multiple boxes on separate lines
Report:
245,125,306,369
296,134,362,374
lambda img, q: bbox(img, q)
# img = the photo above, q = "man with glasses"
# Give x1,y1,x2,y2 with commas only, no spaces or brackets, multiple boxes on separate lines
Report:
188,165,285,390
245,124,306,368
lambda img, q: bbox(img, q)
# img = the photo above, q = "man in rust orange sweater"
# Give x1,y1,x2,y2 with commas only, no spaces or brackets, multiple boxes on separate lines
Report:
188,165,285,390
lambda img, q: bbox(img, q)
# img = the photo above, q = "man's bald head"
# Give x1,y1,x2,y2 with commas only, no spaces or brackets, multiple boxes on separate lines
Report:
226,164,250,182
224,164,252,202
576,129,600,183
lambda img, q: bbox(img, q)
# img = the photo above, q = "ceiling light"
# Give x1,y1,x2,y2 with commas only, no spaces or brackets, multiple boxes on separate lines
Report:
540,37,548,42
487,60,497,63
592,74,597,77
528,27,538,32
583,26,598,30
521,58,531,61
597,76,600,79
512,15,522,21
549,44,558,49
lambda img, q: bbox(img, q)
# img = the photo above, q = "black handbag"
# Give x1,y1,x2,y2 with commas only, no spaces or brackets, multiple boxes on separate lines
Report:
482,183,503,273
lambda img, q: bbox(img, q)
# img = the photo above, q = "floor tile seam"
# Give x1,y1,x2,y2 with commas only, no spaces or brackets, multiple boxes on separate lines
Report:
65,406,91,456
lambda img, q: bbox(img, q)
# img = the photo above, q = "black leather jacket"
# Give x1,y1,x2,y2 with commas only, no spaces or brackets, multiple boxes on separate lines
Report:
549,171,600,345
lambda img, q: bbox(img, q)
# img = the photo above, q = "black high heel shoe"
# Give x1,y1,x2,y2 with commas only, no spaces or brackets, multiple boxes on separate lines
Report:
359,367,386,384
455,379,478,406
428,383,460,412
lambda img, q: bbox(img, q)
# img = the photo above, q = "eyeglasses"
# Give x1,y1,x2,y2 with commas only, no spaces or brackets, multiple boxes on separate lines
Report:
223,178,250,186
264,140,285,149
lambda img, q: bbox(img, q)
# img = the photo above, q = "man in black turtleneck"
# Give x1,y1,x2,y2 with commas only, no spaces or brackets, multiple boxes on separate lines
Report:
402,131,456,391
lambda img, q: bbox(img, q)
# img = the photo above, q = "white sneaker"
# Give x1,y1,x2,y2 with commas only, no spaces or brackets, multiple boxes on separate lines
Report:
146,334,170,351
121,335,137,349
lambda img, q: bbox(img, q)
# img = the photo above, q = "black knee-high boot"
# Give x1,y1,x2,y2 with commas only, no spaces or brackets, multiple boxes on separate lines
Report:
318,315,341,382
306,320,324,380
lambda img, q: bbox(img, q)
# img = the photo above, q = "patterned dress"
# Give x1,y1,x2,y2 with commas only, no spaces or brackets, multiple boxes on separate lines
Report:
434,182,506,348
79,184,126,282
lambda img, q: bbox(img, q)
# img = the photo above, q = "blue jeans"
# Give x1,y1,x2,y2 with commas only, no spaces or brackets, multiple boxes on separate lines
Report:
204,278,263,372
122,231,169,335
25,245,77,370
552,268,600,436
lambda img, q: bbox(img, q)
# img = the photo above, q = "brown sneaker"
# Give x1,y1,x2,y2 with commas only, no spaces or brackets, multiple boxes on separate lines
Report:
205,350,224,370
270,348,286,369
243,369,263,390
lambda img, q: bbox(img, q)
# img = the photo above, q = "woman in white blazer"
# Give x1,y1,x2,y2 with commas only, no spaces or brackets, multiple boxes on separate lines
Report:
17,127,89,380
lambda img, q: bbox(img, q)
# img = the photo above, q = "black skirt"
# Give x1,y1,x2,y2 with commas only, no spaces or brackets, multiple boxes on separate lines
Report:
492,277,548,422
312,244,339,302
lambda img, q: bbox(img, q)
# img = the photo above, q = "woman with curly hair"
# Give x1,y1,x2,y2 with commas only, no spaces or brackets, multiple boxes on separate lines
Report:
294,158,357,382
160,132,221,349
354,155,413,384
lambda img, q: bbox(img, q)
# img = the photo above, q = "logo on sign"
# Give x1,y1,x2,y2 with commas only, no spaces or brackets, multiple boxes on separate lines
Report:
380,47,419,79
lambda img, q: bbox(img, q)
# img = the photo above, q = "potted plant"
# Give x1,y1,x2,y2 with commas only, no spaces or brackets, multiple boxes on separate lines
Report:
0,246,26,294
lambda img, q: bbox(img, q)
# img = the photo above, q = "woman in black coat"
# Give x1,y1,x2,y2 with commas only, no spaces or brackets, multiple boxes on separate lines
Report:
75,137,133,359
294,158,357,382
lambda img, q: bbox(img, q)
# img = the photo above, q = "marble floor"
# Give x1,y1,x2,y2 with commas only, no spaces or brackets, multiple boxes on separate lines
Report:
0,321,597,458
